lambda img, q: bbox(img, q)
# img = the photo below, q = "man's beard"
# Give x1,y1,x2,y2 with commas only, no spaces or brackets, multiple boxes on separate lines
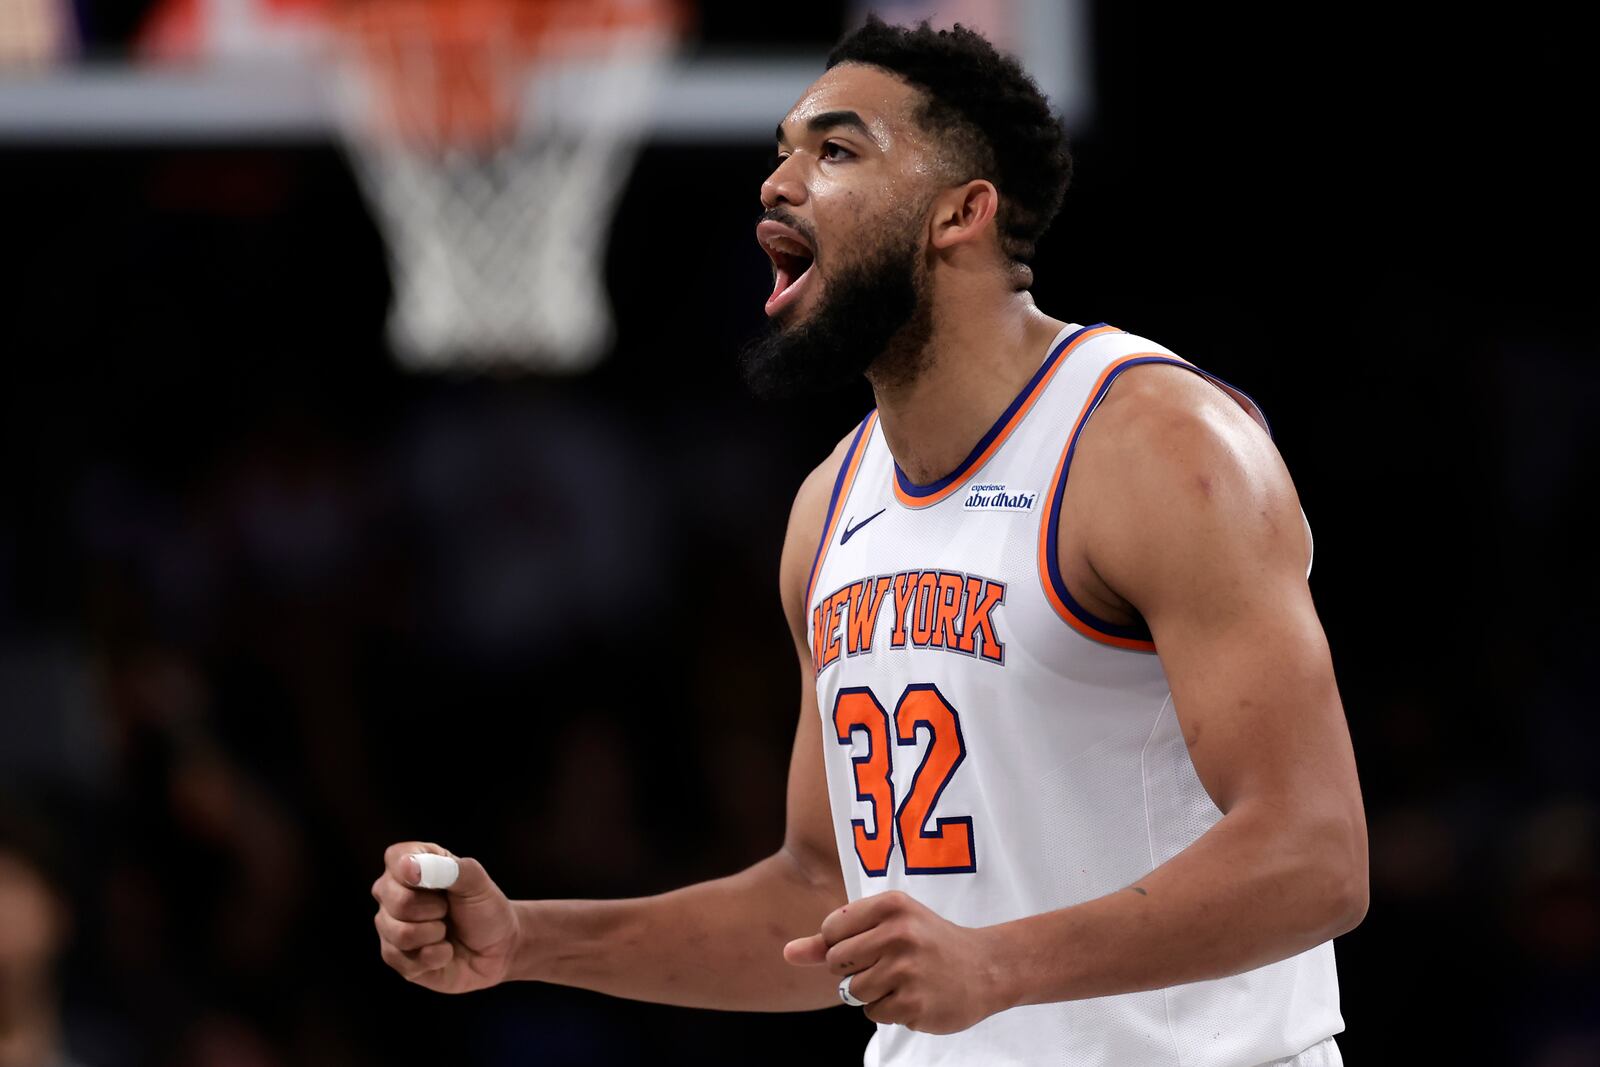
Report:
740,218,933,401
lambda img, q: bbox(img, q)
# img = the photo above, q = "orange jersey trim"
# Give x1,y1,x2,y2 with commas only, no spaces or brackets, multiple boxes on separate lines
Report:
1035,353,1194,653
806,410,879,611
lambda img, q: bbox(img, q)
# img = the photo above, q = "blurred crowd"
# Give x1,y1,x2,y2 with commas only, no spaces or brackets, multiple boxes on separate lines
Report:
0,322,868,1063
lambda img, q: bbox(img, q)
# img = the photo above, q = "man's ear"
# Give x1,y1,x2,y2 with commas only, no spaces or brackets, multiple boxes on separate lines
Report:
929,179,1000,251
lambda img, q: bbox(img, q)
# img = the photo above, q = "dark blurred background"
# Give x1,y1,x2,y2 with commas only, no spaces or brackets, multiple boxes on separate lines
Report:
1,1,1595,1065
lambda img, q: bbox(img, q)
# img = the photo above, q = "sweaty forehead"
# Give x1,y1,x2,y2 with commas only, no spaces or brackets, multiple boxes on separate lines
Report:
779,63,925,148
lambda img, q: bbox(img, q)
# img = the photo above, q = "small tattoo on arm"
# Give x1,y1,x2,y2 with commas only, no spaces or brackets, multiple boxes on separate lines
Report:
1130,886,1148,896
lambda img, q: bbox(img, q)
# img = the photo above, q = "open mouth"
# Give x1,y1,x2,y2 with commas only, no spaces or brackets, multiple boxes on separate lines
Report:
756,219,817,317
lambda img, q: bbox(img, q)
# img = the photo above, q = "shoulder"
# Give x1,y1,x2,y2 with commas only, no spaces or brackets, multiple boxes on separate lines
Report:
1088,361,1270,464
1071,362,1308,605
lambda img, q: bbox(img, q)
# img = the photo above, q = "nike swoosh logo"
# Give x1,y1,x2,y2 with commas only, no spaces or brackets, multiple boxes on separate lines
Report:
840,508,886,545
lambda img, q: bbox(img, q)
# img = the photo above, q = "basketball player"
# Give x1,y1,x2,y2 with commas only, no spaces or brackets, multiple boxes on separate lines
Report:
371,18,1367,1065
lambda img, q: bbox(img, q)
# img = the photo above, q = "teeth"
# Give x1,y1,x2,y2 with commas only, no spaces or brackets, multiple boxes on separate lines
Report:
760,225,816,311
763,235,812,259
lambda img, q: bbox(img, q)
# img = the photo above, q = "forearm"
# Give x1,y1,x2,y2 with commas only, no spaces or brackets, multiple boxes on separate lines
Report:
509,848,847,1011
987,803,1367,1009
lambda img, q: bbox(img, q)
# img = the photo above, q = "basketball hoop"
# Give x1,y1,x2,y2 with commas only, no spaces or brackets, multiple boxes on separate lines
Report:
329,0,683,373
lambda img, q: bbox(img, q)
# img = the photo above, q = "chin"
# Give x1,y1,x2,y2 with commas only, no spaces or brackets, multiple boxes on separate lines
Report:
770,293,817,330
771,304,806,329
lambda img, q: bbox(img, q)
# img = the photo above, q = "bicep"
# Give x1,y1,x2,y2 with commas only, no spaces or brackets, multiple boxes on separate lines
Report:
1080,369,1360,822
1149,576,1352,817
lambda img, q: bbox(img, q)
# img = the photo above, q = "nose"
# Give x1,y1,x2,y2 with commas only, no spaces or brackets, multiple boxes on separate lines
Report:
760,155,806,209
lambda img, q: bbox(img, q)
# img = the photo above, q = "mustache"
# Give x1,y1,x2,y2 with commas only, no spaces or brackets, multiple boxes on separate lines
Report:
760,207,820,259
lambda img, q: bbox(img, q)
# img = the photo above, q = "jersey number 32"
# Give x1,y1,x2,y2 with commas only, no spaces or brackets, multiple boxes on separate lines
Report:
832,683,976,876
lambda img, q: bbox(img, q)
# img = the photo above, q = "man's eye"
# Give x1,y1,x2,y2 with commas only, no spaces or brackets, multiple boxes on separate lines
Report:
821,141,853,161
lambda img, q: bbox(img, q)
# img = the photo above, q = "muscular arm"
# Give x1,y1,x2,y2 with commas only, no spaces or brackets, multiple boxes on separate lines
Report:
501,438,854,1011
987,363,1368,1006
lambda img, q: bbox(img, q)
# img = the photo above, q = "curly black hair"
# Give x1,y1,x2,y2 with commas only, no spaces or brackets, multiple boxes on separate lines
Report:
827,15,1072,270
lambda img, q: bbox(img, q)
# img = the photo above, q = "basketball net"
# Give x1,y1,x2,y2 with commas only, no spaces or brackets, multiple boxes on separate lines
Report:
330,0,682,373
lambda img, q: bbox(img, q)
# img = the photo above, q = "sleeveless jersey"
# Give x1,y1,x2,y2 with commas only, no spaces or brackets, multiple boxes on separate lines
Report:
805,323,1343,1067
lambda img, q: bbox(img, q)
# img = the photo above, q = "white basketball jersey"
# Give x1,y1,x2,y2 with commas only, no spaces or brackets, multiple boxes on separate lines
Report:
806,323,1343,1067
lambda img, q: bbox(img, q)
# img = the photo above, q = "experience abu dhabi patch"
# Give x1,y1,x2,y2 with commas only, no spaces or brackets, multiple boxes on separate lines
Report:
962,483,1038,512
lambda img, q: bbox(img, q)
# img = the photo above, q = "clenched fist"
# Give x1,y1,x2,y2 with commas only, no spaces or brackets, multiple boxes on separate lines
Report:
372,842,519,994
782,890,1009,1034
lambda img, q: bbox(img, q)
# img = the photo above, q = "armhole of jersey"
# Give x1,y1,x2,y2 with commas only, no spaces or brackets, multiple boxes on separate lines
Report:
1038,353,1285,652
804,410,878,611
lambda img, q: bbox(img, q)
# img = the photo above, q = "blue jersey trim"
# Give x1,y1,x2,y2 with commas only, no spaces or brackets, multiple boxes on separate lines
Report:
893,322,1109,499
1202,368,1273,438
1044,356,1191,644
806,411,876,606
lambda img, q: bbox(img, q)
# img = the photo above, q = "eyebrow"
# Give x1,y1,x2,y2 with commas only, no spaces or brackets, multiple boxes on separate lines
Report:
775,109,877,148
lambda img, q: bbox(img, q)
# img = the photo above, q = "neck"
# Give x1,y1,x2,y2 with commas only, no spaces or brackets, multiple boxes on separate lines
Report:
868,289,1069,485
